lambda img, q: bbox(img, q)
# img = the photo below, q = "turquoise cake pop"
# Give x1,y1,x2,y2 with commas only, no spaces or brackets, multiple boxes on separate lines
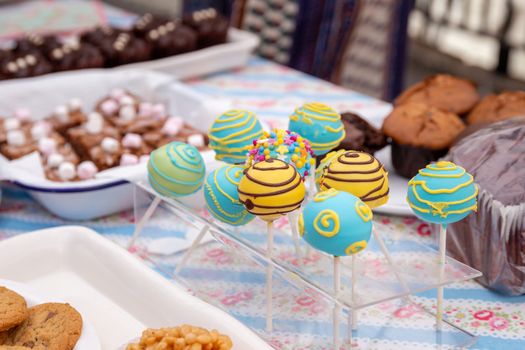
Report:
407,161,478,224
299,188,373,256
208,109,264,164
288,102,345,156
148,141,206,197
204,164,254,226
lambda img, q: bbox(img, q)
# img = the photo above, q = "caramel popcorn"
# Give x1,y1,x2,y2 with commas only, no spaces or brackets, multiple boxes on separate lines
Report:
126,324,233,350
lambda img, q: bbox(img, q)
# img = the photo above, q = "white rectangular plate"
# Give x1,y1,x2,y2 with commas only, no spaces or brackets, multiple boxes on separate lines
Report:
0,226,272,350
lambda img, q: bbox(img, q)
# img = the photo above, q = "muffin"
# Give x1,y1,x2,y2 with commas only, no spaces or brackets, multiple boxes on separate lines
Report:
13,33,61,57
97,32,151,67
184,8,229,48
48,42,104,72
335,112,387,154
395,74,480,115
467,91,525,125
444,116,525,295
382,102,465,178
132,13,168,38
145,21,197,58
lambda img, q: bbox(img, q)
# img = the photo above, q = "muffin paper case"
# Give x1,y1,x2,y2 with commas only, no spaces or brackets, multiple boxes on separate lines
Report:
443,117,525,295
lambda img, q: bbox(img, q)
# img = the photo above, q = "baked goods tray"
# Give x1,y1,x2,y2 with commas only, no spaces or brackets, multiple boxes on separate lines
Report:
0,226,273,350
116,28,259,79
129,181,482,349
0,69,228,220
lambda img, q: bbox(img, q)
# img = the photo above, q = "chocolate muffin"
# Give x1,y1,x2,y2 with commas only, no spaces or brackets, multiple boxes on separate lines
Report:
467,91,525,125
335,112,387,154
0,53,52,79
132,13,168,38
80,25,120,46
145,21,197,58
444,117,525,295
382,102,465,178
184,8,229,48
396,74,480,115
97,32,151,67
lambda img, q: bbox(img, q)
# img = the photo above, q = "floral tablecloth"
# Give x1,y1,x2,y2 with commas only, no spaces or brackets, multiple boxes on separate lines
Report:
0,58,524,350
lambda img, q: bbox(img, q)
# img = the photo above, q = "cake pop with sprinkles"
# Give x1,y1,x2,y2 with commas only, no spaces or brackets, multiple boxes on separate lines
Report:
246,129,316,179
208,109,264,164
407,161,478,224
288,102,345,156
318,150,389,208
204,164,254,226
148,141,206,197
299,188,373,256
238,158,306,222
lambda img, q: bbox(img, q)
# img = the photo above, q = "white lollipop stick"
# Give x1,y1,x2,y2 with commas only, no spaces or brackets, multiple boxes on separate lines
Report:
372,227,411,294
128,196,161,249
288,211,303,268
266,221,274,332
437,223,447,330
174,224,210,276
333,256,341,350
351,254,358,330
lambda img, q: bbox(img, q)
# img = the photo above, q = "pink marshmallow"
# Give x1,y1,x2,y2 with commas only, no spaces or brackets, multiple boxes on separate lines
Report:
110,88,126,100
13,107,31,122
151,103,167,119
100,100,119,115
161,117,184,136
139,155,150,163
122,133,142,149
77,161,98,180
138,102,153,118
38,137,57,155
120,153,139,166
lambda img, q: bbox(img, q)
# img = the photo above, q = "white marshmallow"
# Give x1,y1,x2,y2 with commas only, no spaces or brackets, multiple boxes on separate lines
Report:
187,134,205,148
47,153,64,168
119,105,136,121
101,137,119,154
77,161,98,180
110,88,125,100
13,107,31,122
120,153,139,166
7,130,25,146
122,133,142,149
30,123,49,140
38,137,57,155
119,95,135,106
68,98,82,111
4,118,21,131
54,105,69,122
58,162,76,181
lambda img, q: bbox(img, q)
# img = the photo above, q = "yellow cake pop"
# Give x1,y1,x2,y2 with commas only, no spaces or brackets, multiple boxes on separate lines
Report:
318,150,389,208
238,158,306,222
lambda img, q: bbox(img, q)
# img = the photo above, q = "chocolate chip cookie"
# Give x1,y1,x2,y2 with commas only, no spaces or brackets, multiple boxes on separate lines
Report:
3,303,82,350
0,287,28,332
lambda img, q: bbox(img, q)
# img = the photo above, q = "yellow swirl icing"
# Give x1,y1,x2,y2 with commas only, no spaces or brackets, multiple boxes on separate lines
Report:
314,188,339,202
408,174,475,194
345,240,368,255
313,209,340,237
355,201,373,222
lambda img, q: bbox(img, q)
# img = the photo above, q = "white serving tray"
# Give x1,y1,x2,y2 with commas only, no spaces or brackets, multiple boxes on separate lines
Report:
0,226,272,350
117,28,259,79
0,279,101,350
0,69,231,220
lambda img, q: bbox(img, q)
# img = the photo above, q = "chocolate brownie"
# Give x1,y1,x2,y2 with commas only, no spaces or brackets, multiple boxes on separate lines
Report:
48,99,87,135
143,117,208,150
97,32,151,67
382,102,465,178
146,21,197,58
467,91,525,125
335,112,387,154
184,8,229,48
396,74,480,115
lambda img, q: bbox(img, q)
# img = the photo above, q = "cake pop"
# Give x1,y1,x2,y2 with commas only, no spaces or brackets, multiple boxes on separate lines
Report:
208,109,264,164
288,102,345,156
147,141,205,197
238,158,306,222
204,164,254,226
299,188,372,349
246,128,315,179
407,160,478,330
318,150,389,208
238,158,306,332
407,161,478,224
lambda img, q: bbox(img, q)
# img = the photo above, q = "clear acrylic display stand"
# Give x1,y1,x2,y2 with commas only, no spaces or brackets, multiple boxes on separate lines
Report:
129,181,482,349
